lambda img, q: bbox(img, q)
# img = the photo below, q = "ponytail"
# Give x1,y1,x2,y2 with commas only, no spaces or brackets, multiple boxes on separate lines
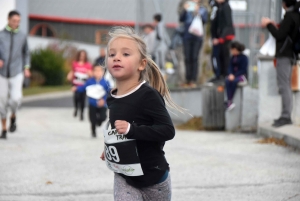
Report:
143,56,184,112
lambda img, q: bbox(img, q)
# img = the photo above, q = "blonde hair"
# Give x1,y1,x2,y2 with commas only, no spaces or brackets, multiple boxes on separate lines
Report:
105,26,183,112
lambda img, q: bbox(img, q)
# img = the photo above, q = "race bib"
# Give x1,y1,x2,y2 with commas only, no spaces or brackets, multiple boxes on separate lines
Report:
103,127,144,176
74,72,88,85
86,85,106,99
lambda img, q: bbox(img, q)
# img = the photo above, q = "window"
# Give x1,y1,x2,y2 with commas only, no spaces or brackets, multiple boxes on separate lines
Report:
30,23,56,37
95,30,109,45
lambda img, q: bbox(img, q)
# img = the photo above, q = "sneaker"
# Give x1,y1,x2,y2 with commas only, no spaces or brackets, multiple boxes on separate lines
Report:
237,75,248,87
227,103,235,111
208,77,219,82
180,83,190,88
9,117,17,133
273,117,281,123
0,130,7,139
189,83,197,88
272,118,292,127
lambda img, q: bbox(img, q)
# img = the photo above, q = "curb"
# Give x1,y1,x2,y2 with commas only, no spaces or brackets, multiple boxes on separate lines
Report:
22,91,72,103
258,123,300,150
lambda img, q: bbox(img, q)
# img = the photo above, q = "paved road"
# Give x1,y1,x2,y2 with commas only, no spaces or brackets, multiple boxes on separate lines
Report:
1,97,300,201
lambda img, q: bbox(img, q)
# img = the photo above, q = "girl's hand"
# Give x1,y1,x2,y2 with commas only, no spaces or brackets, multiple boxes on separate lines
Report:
115,120,129,135
97,99,105,107
100,150,105,161
228,74,235,81
213,38,219,45
261,17,271,27
71,86,77,92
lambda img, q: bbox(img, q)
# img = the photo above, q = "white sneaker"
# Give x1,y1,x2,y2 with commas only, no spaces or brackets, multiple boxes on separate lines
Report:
238,75,248,86
227,103,235,111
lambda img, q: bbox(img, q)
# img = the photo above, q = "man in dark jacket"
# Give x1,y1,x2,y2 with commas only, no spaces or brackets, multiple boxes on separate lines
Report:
262,0,300,127
0,11,31,139
209,0,235,83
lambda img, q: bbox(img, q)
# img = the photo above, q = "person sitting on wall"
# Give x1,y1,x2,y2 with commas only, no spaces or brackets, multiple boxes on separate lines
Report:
225,41,248,111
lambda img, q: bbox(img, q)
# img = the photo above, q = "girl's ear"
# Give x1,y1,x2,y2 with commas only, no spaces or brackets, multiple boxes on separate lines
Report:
138,59,147,71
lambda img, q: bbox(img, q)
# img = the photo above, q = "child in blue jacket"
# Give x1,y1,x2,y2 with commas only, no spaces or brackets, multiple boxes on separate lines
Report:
225,41,248,111
73,65,110,137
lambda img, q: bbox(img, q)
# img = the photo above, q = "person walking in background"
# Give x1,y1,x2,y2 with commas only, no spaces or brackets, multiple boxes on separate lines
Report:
225,41,248,111
179,0,208,88
67,50,92,121
94,47,106,66
153,14,170,74
142,24,156,60
100,27,181,200
261,0,300,127
209,0,235,83
0,11,31,139
73,64,109,137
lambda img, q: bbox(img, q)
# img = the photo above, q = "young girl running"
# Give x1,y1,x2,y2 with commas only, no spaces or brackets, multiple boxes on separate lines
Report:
67,50,92,120
225,41,248,111
100,27,181,201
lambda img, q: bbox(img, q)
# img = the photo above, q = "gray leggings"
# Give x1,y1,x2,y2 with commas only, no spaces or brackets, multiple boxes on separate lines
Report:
114,173,172,201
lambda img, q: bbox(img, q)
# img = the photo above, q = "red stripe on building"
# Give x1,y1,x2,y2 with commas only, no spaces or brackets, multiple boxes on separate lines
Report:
29,14,268,29
29,14,178,28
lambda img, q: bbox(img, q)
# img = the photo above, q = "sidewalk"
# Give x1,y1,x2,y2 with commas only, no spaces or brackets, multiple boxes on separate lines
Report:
0,106,299,201
258,123,300,150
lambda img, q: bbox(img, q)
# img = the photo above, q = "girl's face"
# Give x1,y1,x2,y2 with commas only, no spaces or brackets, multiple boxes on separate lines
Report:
79,51,86,61
107,37,146,82
230,48,239,56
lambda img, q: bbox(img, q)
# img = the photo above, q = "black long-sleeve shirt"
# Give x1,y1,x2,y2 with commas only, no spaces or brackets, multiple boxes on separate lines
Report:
107,82,175,188
267,9,300,58
210,1,235,43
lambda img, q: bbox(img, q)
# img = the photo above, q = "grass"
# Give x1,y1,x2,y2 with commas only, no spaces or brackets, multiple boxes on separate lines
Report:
23,85,71,96
257,137,288,147
176,117,204,130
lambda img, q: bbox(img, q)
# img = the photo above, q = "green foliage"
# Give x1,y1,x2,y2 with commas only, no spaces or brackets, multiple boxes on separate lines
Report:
31,48,65,86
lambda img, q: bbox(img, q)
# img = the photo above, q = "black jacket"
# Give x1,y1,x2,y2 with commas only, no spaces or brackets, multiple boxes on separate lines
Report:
267,8,300,58
210,0,234,43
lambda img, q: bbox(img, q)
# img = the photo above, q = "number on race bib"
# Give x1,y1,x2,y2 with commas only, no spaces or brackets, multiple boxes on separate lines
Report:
105,145,120,162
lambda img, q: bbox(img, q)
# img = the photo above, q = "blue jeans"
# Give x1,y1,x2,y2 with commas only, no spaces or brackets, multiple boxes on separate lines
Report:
183,39,203,83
